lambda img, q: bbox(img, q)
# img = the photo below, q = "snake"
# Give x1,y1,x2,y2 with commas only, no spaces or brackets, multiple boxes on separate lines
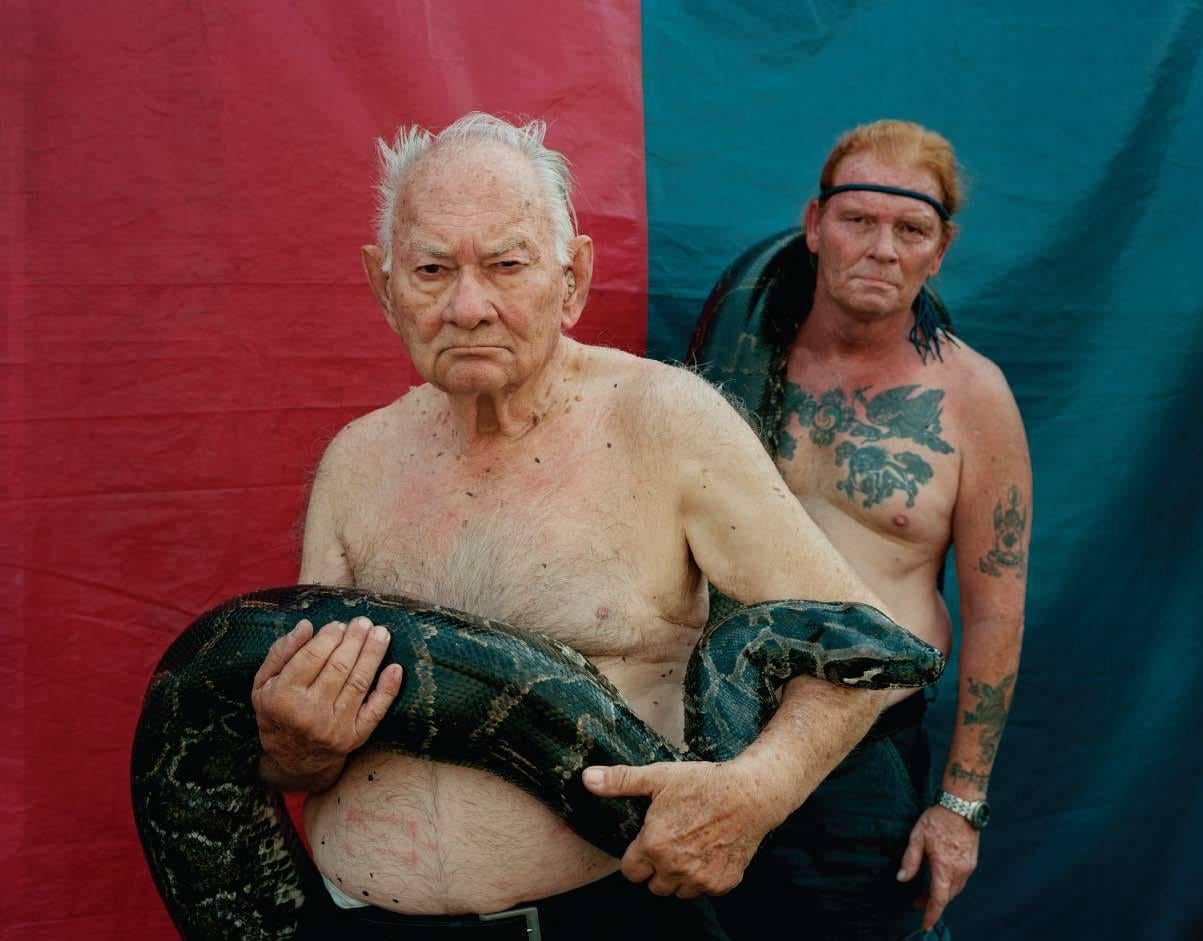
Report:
131,584,944,939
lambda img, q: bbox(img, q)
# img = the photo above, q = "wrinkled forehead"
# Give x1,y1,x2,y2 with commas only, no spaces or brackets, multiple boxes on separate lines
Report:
396,141,553,239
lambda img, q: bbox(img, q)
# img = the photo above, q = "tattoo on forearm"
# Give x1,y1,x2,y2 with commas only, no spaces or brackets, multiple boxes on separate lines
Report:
978,486,1028,578
778,383,953,509
948,763,990,789
963,673,1016,765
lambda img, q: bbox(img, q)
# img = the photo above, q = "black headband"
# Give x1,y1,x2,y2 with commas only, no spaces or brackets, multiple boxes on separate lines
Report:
819,183,950,221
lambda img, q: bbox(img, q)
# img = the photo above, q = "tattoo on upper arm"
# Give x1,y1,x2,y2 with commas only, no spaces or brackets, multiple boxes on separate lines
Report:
778,383,953,508
963,673,1016,765
978,486,1028,578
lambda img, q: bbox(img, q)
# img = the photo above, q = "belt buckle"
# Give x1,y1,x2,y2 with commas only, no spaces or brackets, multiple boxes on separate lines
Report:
479,905,541,940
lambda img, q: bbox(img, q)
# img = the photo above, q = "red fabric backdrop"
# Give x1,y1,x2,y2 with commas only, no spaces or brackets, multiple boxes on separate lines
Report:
2,2,646,936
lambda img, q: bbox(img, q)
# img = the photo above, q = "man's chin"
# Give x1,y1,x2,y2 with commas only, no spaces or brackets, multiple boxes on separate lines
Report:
434,368,510,396
840,287,915,319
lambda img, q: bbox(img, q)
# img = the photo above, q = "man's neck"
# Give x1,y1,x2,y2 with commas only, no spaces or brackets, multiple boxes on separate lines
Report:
797,296,916,366
445,339,577,452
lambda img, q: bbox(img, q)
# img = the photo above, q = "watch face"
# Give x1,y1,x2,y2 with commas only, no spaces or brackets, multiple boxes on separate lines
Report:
971,802,991,829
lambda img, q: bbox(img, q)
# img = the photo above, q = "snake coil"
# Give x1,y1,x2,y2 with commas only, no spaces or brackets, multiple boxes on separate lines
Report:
131,584,943,939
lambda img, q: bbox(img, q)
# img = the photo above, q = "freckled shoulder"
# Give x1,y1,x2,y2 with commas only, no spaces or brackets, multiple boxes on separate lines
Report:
312,384,439,490
581,350,758,458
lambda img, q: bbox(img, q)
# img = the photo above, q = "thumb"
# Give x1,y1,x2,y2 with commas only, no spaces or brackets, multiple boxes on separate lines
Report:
582,764,657,798
897,827,925,882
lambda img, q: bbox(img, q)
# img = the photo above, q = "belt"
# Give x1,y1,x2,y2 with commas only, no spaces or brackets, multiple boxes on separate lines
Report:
317,901,539,938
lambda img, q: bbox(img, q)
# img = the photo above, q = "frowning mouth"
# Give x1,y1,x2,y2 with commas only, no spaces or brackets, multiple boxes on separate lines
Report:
441,345,508,355
850,275,898,288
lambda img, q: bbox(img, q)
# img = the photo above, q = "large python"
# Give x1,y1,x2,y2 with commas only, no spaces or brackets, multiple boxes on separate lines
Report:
132,584,944,939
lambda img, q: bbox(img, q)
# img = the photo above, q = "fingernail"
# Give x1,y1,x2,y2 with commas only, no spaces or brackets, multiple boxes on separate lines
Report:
582,768,603,787
896,869,905,881
371,625,388,642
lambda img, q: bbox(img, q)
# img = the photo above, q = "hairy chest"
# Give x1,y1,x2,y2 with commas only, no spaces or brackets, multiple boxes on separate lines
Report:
338,426,698,662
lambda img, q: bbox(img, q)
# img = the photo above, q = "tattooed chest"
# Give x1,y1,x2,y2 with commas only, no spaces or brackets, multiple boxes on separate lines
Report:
775,381,961,518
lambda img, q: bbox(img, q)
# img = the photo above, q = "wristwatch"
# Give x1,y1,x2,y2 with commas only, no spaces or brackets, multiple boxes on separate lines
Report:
935,790,991,830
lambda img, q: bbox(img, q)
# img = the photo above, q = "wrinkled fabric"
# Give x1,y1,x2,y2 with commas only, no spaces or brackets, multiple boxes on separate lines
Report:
644,3,1203,938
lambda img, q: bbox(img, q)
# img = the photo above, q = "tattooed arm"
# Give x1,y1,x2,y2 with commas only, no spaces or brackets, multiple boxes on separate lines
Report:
898,360,1032,930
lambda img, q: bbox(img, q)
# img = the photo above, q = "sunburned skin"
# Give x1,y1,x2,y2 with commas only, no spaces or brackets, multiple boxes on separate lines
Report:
253,130,904,922
776,343,974,690
304,346,719,914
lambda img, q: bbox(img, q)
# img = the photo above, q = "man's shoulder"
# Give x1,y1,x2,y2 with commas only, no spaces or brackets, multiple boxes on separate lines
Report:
936,336,1018,408
319,388,430,467
568,344,756,459
923,339,1027,461
588,348,740,424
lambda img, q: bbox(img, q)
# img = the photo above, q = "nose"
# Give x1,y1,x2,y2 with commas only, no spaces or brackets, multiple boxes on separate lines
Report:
443,267,497,329
867,223,900,262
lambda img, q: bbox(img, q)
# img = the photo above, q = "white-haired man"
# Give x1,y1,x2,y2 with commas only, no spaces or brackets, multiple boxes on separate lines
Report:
251,113,904,939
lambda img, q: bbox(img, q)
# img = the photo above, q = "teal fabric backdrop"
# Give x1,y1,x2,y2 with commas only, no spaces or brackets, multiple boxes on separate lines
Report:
643,3,1203,938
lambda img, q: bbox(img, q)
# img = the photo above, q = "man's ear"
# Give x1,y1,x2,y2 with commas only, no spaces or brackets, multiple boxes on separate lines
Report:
361,245,399,333
560,235,594,330
803,199,822,254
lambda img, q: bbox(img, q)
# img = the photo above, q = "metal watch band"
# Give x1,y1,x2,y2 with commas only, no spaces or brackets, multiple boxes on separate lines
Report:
936,790,990,829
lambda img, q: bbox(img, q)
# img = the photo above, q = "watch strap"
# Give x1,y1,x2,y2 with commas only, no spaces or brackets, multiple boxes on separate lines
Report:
936,790,989,829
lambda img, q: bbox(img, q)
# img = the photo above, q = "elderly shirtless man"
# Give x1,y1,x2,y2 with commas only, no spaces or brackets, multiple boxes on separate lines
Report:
701,121,1031,940
251,113,905,939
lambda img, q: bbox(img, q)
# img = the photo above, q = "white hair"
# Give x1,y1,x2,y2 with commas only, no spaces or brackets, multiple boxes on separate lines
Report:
373,112,578,272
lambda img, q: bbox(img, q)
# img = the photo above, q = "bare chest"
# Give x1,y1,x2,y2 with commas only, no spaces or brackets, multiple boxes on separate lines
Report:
339,427,697,662
774,369,961,552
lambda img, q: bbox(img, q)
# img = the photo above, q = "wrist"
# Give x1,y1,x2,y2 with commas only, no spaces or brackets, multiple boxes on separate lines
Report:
943,761,990,798
259,750,345,793
934,789,991,830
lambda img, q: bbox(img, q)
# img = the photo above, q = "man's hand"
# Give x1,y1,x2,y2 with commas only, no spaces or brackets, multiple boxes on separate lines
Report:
897,805,980,931
251,616,403,792
581,760,777,898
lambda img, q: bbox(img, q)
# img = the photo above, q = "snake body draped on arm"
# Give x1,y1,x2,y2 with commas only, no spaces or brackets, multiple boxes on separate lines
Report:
130,584,944,939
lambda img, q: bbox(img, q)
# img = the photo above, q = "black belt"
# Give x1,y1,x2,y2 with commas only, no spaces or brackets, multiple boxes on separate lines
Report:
329,903,539,938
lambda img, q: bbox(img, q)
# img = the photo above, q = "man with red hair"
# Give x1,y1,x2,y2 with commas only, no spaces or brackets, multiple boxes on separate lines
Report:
700,120,1031,939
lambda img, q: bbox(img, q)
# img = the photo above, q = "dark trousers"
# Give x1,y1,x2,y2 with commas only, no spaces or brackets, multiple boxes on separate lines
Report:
299,870,729,939
715,694,949,941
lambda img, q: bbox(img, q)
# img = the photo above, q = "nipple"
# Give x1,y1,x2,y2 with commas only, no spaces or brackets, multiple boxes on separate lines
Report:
892,514,909,528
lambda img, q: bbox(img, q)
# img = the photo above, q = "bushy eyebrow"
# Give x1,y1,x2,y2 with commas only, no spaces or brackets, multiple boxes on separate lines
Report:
408,240,452,259
482,237,532,259
403,237,535,260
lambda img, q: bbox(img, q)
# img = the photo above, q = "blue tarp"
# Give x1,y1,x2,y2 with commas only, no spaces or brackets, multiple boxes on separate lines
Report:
644,3,1203,938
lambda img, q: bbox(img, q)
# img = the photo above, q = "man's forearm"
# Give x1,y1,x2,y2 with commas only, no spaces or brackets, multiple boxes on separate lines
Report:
942,620,1022,798
730,677,887,821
